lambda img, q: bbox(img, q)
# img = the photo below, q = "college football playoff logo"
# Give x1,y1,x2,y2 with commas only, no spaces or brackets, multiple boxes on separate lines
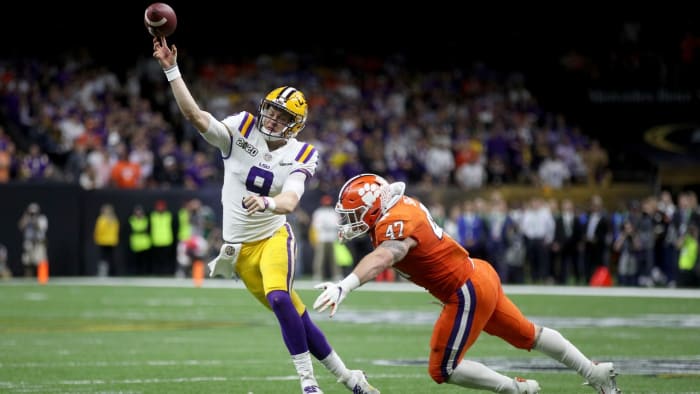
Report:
224,245,236,257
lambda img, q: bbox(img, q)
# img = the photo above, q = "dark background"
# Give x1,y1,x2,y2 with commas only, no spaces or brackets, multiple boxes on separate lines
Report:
3,4,691,67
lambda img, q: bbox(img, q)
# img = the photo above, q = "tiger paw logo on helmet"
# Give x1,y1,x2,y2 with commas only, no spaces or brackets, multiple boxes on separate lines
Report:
358,183,382,205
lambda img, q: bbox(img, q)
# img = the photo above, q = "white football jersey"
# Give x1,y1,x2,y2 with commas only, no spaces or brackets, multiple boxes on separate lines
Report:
203,111,318,243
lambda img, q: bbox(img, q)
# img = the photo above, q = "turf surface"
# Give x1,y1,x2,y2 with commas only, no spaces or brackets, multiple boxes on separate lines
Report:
1,280,699,393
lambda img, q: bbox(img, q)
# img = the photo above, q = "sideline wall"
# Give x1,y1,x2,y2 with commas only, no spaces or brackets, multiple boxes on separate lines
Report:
0,183,223,276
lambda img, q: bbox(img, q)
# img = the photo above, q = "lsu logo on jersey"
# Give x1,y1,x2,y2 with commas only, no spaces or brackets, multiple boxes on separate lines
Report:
236,138,259,157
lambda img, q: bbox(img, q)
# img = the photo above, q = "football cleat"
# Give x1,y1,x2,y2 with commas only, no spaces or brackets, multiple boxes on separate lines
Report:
584,362,621,394
342,370,380,394
513,376,541,393
301,383,323,394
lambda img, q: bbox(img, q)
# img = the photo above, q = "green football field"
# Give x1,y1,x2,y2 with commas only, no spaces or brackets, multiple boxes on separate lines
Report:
1,278,699,393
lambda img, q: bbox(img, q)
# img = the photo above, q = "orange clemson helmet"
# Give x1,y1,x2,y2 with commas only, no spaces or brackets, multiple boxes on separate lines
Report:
335,173,393,241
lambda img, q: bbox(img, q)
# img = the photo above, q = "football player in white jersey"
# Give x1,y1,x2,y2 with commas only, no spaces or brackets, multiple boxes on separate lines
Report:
152,36,379,394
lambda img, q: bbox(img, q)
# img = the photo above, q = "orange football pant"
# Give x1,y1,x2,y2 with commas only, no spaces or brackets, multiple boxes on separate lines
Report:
428,258,536,383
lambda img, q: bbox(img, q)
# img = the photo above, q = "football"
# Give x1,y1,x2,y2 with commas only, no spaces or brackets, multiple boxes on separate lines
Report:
144,2,177,38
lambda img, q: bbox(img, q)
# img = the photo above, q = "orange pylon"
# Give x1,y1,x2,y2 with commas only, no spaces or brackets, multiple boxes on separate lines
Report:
37,259,49,285
192,260,204,287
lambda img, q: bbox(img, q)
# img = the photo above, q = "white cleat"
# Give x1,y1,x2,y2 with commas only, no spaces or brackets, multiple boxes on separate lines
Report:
584,362,621,394
301,378,324,394
342,370,380,394
514,377,541,393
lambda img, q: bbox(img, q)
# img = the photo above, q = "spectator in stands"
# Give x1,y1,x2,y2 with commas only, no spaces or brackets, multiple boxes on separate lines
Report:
64,140,89,183
20,143,54,181
582,139,612,187
128,136,155,186
110,142,142,189
454,138,486,190
359,128,388,177
84,144,111,189
423,133,455,186
183,151,217,189
537,151,571,190
0,125,11,151
0,140,12,183
554,133,587,184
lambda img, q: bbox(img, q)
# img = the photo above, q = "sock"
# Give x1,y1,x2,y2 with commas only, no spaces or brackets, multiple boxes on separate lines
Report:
447,360,517,393
533,326,594,378
301,311,332,358
319,350,351,382
291,351,315,382
267,290,308,355
301,311,350,382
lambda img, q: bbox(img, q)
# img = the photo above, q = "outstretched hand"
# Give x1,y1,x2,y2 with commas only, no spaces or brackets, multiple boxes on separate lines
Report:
152,36,177,69
313,281,348,318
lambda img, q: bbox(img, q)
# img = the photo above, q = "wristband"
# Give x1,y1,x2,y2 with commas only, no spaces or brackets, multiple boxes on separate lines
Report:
263,196,277,212
164,64,181,82
339,273,361,292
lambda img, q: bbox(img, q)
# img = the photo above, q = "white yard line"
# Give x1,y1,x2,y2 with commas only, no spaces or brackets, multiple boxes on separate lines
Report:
6,277,700,298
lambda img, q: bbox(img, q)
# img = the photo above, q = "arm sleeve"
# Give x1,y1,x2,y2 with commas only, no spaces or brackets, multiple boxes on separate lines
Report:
202,113,233,153
281,172,307,199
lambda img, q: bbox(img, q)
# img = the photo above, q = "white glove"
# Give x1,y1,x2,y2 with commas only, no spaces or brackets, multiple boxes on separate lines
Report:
313,273,361,318
207,243,241,279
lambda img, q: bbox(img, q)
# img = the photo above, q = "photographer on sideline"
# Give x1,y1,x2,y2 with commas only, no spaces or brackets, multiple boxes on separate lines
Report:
18,202,48,277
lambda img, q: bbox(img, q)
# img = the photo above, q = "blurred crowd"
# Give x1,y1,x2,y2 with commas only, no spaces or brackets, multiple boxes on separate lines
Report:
0,49,613,194
2,25,699,286
419,189,700,288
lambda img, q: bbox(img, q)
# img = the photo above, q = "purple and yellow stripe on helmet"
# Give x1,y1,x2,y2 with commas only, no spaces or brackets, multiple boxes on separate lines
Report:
239,112,256,138
295,143,316,164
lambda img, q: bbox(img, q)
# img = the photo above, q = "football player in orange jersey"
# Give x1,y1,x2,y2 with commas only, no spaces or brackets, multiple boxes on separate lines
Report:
314,173,621,394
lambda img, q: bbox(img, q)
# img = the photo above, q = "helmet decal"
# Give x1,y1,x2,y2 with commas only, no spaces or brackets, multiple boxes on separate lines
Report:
257,86,308,141
358,182,383,206
336,174,391,241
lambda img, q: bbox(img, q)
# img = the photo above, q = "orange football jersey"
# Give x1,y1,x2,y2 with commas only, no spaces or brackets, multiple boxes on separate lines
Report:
370,195,475,302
